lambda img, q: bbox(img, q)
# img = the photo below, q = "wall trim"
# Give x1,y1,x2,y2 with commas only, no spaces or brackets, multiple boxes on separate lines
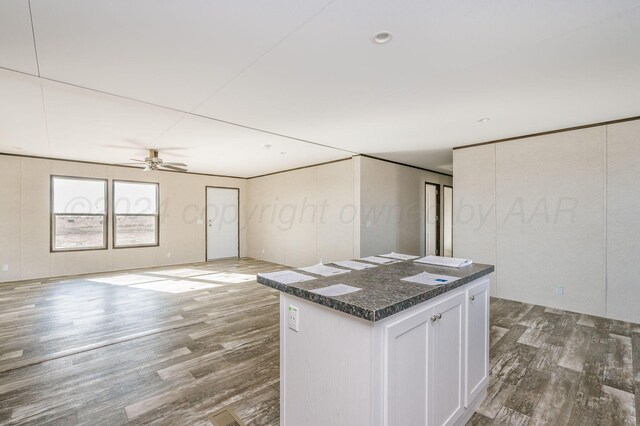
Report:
359,154,453,177
248,157,353,179
453,115,640,151
0,151,246,180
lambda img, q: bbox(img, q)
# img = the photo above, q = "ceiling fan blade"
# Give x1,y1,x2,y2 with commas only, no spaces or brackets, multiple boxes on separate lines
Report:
161,165,187,172
129,158,146,162
162,162,187,167
118,163,147,166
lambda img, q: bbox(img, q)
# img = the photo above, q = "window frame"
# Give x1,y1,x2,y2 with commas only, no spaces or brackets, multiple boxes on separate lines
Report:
112,179,160,249
50,175,109,253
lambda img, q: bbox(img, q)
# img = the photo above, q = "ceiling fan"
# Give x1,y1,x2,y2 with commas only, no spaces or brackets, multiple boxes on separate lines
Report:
120,149,188,172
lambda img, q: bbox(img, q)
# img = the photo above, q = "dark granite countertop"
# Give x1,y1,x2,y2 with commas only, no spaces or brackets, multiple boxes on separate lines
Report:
257,260,494,322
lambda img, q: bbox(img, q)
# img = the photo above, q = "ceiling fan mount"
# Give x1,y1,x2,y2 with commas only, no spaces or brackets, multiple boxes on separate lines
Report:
120,149,188,172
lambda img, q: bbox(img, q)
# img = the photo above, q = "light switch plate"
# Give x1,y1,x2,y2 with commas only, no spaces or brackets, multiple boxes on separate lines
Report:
288,305,299,332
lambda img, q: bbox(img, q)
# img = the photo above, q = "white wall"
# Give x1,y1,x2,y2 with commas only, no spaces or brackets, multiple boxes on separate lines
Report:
246,159,357,266
359,156,453,257
452,145,497,294
454,119,640,324
0,154,246,283
606,120,640,323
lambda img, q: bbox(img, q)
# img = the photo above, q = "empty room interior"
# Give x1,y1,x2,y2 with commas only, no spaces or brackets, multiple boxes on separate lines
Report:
1,1,639,425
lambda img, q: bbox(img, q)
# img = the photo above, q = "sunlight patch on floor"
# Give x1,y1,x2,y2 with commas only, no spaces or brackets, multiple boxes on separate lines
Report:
194,272,256,284
132,279,222,293
145,268,212,278
88,274,167,286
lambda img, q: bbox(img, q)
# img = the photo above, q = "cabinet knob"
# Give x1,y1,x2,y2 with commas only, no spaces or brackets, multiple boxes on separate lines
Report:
430,315,437,322
470,295,475,301
436,313,442,320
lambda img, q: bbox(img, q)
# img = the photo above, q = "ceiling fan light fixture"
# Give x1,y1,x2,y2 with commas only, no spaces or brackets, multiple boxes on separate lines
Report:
373,31,393,44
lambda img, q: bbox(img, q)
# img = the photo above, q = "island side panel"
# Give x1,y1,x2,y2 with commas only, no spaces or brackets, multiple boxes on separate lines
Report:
280,294,374,426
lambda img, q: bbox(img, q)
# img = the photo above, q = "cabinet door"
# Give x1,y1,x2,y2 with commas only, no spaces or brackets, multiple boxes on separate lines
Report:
430,292,465,426
465,278,490,407
385,308,432,426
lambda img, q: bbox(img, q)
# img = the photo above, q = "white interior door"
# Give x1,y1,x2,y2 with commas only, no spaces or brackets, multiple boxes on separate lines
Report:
206,187,239,260
425,184,438,255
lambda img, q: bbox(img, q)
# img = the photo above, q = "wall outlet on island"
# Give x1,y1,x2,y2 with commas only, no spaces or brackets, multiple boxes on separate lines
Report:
1,264,8,272
555,285,565,296
288,305,299,332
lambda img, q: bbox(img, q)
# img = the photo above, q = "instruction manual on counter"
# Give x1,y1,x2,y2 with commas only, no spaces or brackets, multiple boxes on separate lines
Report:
415,255,473,268
257,270,316,285
380,252,420,261
310,284,361,297
298,263,350,277
360,256,397,264
401,272,457,286
331,260,377,270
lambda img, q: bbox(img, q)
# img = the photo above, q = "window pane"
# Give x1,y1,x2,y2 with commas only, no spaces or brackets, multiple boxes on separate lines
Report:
115,215,157,246
54,215,105,250
114,182,158,214
53,178,106,214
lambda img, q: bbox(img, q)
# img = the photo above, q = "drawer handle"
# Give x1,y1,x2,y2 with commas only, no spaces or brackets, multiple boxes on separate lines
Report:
470,295,475,301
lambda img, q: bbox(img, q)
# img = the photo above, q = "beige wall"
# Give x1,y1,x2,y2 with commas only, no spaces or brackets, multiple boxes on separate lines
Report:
359,156,453,257
0,154,246,283
452,145,497,294
246,159,357,266
454,119,640,323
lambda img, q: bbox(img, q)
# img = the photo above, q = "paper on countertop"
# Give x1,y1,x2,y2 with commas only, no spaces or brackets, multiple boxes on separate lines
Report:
298,263,350,277
331,260,378,270
310,284,362,297
380,252,420,261
360,256,397,264
257,270,316,285
401,272,457,286
415,255,473,268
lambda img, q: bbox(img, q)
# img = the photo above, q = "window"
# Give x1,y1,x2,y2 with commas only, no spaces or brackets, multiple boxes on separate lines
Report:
51,176,108,251
113,180,159,248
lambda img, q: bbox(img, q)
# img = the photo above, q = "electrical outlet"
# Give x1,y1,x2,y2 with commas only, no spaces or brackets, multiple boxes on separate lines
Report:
288,305,299,332
1,264,8,272
167,252,171,258
555,285,564,296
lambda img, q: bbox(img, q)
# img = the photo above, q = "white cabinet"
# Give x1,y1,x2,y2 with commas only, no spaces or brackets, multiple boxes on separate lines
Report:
430,292,465,426
465,278,490,407
385,292,465,426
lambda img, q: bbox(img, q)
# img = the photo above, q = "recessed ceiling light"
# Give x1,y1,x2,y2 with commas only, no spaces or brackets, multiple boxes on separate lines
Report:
373,31,393,44
478,117,490,123
280,152,286,155
263,144,272,149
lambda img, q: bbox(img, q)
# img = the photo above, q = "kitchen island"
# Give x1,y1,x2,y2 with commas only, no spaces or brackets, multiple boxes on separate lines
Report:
257,259,494,426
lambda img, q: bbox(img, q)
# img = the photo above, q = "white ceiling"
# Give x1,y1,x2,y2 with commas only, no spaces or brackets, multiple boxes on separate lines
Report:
1,0,640,177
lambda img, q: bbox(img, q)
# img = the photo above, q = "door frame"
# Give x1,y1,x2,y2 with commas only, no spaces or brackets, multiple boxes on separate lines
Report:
205,185,240,261
424,182,441,256
443,184,453,256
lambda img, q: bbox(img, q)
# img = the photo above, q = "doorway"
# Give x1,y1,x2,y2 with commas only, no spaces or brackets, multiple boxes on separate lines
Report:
425,182,440,256
206,186,239,260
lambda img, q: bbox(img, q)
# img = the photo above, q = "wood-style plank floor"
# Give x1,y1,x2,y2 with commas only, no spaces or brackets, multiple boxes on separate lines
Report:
0,258,285,425
1,258,638,425
471,298,639,425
